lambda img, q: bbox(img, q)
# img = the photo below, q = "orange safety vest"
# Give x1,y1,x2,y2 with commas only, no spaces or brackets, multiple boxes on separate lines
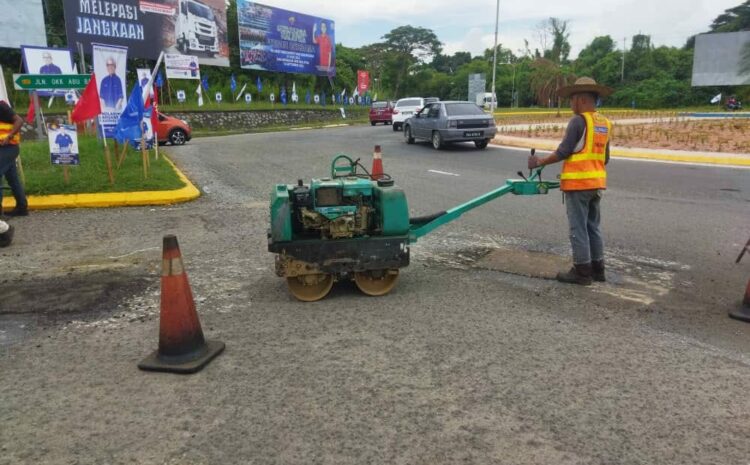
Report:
560,112,610,191
0,122,20,145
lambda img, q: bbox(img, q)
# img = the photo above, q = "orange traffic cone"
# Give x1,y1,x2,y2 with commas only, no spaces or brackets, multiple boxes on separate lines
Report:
371,145,384,180
729,277,750,322
138,235,225,373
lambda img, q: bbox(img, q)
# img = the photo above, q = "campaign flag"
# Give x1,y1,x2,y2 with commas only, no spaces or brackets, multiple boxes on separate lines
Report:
357,70,370,95
71,73,101,123
196,82,204,107
256,76,262,93
155,72,164,88
201,75,209,91
25,99,35,125
281,86,287,105
710,93,722,104
305,90,311,104
231,74,237,93
114,83,144,144
321,90,326,106
150,87,159,136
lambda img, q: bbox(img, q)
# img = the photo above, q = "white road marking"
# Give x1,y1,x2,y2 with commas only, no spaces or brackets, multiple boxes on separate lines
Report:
428,169,460,177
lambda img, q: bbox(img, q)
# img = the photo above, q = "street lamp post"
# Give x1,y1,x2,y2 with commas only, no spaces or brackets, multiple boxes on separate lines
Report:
490,0,499,113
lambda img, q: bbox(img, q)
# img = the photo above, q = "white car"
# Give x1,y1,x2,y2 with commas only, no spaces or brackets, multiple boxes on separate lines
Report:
391,97,425,131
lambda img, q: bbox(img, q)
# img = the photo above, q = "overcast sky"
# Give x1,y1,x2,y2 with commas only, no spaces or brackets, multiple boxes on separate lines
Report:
256,0,738,58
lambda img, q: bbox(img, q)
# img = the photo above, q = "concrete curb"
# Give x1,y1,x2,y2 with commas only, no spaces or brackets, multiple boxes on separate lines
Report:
492,136,750,167
1,155,200,211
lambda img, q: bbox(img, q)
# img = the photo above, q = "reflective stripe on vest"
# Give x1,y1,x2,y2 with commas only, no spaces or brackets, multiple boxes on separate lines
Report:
560,112,609,191
0,122,20,145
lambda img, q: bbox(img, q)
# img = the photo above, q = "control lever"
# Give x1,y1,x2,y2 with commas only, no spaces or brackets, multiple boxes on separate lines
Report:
528,148,536,179
516,171,529,182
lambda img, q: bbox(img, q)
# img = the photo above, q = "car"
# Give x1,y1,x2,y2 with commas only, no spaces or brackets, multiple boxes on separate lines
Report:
156,112,192,145
402,101,497,150
391,97,425,131
423,97,440,105
369,101,394,125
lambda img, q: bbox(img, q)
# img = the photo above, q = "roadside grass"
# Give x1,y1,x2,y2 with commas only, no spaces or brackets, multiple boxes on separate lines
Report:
191,114,370,138
15,136,185,196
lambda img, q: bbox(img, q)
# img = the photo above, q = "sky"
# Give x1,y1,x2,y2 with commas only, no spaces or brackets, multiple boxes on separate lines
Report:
254,0,739,58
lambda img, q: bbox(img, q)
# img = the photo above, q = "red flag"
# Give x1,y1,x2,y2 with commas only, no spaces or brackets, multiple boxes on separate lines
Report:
25,99,35,124
151,87,159,135
71,73,102,123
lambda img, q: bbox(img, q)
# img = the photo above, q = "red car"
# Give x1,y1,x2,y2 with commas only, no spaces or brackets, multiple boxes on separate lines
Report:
369,101,394,126
156,112,192,145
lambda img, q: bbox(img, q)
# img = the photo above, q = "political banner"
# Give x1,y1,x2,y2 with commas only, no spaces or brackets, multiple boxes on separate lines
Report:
48,123,80,165
0,0,46,49
237,2,336,76
62,0,229,67
137,68,154,96
165,53,201,79
357,70,369,94
176,90,186,102
131,108,155,150
21,46,76,97
93,43,128,138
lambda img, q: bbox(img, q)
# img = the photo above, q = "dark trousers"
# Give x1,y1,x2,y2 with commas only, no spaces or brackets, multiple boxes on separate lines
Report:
0,145,27,210
564,189,604,265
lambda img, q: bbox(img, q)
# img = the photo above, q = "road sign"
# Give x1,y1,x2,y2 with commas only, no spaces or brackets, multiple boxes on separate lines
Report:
13,74,91,90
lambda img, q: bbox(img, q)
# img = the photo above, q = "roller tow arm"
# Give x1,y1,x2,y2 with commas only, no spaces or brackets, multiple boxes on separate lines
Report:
408,166,559,242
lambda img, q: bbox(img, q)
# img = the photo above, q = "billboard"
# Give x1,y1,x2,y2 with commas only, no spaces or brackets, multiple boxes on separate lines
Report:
0,0,46,49
62,0,229,66
692,32,750,86
165,53,201,79
237,2,336,76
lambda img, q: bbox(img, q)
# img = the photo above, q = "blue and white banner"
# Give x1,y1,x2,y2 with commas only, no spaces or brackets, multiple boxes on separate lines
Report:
93,43,128,138
48,123,80,165
237,2,335,76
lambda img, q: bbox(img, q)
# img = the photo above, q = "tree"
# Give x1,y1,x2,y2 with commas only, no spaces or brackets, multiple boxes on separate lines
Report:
710,1,750,32
529,58,576,107
575,36,615,73
381,26,442,97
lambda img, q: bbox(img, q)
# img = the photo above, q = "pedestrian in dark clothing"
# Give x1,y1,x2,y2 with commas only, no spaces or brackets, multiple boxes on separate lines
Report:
0,101,28,217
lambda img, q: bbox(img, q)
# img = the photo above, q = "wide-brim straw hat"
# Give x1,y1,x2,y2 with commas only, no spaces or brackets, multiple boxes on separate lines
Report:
558,77,614,98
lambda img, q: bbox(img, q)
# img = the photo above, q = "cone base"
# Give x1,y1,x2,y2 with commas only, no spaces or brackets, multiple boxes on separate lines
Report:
138,340,225,374
729,304,750,323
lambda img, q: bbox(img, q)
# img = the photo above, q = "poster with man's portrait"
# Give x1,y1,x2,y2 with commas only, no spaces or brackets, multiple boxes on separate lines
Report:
21,46,75,96
93,43,128,138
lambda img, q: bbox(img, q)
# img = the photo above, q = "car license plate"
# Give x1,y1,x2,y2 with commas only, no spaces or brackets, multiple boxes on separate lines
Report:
464,131,483,137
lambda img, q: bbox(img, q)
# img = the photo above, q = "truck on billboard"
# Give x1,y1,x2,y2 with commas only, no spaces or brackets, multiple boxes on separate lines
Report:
62,0,229,66
236,1,336,76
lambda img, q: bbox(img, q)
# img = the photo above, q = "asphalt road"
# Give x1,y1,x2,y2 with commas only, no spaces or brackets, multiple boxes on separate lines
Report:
2,124,750,465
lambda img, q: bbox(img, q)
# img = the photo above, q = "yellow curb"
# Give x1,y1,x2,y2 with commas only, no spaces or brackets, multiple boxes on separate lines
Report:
492,139,750,167
1,155,200,210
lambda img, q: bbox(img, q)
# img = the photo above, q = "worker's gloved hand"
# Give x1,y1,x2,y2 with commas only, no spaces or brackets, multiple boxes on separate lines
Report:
527,155,540,170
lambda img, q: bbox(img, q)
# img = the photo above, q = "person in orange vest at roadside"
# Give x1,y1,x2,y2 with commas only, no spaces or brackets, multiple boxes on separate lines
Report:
527,77,613,285
0,100,28,217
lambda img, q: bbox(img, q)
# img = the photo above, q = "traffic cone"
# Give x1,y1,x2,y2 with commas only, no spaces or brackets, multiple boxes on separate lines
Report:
138,235,225,374
371,144,384,180
729,276,750,322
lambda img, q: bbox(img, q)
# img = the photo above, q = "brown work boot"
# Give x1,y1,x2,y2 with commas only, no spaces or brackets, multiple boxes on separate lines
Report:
556,263,593,286
592,260,606,282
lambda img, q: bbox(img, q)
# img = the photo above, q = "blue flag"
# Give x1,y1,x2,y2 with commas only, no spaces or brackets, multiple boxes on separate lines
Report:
115,83,144,144
230,74,237,93
256,76,262,93
280,86,287,105
155,72,164,88
201,75,209,91
305,90,311,104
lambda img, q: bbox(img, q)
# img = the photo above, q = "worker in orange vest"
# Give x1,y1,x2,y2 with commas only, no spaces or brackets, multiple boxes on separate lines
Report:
0,100,27,217
528,77,613,285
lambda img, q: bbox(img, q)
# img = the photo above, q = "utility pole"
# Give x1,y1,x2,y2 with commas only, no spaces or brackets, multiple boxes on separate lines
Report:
621,37,626,83
490,0,499,113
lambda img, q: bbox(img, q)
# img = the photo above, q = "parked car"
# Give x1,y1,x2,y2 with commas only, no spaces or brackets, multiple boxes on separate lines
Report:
369,101,394,125
156,112,192,145
391,97,425,131
403,101,497,150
